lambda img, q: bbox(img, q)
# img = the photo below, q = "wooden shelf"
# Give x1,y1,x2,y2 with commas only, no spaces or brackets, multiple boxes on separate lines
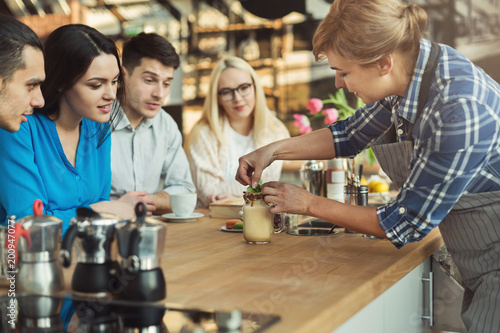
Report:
193,21,281,34
195,57,275,71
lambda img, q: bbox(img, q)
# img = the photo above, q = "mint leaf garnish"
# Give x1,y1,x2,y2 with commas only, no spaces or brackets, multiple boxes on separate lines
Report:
246,179,264,193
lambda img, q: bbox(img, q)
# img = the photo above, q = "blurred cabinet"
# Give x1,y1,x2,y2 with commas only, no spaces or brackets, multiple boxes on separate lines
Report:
185,0,285,112
81,0,182,39
333,258,432,333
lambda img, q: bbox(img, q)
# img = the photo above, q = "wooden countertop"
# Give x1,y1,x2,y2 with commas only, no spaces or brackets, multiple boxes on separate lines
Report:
160,209,444,333
2,210,443,332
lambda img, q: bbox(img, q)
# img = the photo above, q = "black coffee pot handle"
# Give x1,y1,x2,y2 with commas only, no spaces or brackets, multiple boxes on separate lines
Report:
128,228,141,256
124,203,146,273
76,207,101,219
121,228,141,274
60,223,78,267
134,202,146,224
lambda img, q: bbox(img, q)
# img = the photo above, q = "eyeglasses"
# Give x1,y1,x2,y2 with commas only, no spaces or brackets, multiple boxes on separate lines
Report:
218,83,253,102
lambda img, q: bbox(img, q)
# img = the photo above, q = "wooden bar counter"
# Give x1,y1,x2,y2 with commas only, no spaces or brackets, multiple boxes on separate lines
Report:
159,209,444,333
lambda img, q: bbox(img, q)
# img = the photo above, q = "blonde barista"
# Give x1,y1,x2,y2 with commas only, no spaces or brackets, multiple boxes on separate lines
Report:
236,1,500,332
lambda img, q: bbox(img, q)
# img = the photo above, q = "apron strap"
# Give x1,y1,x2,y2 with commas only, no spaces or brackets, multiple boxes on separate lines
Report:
408,42,442,138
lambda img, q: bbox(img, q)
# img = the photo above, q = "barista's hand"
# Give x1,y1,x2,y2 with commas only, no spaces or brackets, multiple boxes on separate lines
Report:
236,146,274,188
118,191,156,215
261,181,314,215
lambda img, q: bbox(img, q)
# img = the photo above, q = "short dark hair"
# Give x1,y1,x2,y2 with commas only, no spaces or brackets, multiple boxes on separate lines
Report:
0,14,43,81
121,33,180,73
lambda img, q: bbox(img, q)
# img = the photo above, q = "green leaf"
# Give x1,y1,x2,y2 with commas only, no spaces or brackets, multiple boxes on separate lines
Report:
356,97,365,109
246,179,264,193
320,88,362,120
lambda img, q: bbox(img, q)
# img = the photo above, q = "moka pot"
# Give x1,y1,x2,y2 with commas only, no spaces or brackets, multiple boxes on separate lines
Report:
60,207,121,296
115,203,167,301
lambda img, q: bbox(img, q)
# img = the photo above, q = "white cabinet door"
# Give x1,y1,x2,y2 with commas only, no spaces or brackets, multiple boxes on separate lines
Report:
334,258,431,333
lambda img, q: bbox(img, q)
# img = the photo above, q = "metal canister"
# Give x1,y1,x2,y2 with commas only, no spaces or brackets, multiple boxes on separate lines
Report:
343,185,368,233
300,160,326,197
14,200,65,296
114,203,167,301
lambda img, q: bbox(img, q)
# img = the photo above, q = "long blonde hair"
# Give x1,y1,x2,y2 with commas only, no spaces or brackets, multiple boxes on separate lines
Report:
185,56,272,152
312,0,427,65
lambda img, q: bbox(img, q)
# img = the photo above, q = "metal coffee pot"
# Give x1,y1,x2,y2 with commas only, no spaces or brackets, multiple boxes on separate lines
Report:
16,295,64,332
118,305,166,332
60,207,121,296
0,219,13,287
13,200,65,297
300,160,326,197
115,203,167,301
73,300,120,333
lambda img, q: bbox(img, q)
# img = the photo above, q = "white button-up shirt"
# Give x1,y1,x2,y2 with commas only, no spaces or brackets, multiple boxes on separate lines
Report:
110,107,195,199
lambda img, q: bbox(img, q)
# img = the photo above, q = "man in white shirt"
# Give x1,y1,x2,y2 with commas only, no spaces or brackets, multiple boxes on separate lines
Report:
111,33,195,215
0,15,45,132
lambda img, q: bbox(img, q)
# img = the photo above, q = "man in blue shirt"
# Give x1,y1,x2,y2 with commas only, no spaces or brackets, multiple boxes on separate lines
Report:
0,15,45,132
110,33,195,216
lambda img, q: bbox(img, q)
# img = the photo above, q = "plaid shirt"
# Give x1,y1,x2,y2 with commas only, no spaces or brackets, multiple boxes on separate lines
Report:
329,39,500,248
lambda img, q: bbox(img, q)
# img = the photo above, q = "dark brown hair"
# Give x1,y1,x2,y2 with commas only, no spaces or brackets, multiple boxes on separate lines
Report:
0,14,43,81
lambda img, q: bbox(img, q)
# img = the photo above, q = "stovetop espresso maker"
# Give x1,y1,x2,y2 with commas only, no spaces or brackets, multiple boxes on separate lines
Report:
60,207,121,296
115,203,167,301
11,200,65,331
13,199,65,296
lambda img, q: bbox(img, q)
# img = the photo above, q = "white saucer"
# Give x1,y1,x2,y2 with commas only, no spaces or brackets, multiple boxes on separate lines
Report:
219,226,243,233
162,212,204,222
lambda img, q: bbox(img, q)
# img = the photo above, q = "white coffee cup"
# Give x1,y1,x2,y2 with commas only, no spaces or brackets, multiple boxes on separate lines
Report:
170,193,197,217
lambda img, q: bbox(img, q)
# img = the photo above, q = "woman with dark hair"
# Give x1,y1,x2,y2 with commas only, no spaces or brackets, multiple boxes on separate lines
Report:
0,24,134,234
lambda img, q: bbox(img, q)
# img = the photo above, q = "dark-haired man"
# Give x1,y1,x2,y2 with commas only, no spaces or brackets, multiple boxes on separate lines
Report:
110,33,195,215
0,14,45,132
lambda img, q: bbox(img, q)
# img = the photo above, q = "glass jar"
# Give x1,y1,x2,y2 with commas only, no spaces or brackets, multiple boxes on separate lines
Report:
242,194,273,244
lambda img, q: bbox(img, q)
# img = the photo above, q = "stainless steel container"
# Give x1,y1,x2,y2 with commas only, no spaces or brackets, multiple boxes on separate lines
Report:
114,203,167,301
0,222,11,286
62,208,121,265
300,160,326,197
115,206,167,272
15,200,64,296
17,295,63,322
60,207,122,296
343,185,368,233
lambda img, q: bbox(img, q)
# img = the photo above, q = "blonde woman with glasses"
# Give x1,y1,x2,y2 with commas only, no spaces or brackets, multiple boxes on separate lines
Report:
185,56,289,208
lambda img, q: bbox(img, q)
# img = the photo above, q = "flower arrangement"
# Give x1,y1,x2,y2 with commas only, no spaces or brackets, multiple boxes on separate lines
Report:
294,89,377,165
293,89,364,134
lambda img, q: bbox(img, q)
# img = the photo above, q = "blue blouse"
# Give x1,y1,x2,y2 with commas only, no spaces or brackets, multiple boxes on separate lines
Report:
329,39,500,248
0,113,111,235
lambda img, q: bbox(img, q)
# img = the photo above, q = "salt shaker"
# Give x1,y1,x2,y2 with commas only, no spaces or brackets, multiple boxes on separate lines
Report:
343,185,368,233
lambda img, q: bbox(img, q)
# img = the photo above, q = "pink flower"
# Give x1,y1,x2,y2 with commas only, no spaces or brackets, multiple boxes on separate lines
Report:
323,108,338,124
306,98,323,115
301,126,312,134
293,114,312,134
